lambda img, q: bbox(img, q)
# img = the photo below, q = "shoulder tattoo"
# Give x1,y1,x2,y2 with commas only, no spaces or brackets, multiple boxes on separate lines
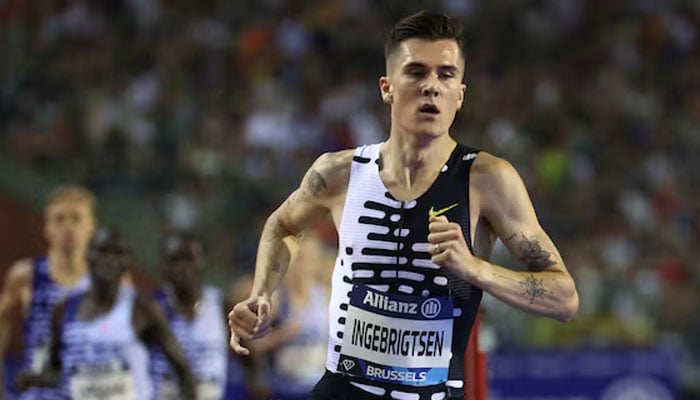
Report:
308,169,327,197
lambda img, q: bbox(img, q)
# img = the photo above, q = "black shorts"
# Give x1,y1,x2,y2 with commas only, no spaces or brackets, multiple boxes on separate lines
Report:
309,371,463,400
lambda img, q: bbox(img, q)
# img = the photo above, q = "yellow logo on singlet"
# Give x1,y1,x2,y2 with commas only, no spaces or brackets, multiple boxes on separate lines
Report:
428,203,459,217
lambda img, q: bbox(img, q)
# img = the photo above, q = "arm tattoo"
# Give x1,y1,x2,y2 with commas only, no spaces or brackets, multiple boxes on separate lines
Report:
521,274,546,305
308,169,327,196
518,235,556,271
271,263,282,272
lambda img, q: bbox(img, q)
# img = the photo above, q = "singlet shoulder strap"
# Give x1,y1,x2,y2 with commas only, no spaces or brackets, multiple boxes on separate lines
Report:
30,257,49,291
351,143,381,162
152,288,176,320
62,292,85,324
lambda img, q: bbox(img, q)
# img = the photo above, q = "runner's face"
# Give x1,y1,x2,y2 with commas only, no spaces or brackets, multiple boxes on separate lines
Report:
88,233,130,283
44,199,95,255
381,39,466,137
162,238,204,290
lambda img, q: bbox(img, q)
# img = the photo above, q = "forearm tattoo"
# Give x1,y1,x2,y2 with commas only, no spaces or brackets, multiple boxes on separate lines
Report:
517,235,556,272
521,274,546,304
308,169,327,196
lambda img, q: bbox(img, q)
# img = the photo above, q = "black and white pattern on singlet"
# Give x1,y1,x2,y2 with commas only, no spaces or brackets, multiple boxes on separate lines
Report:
326,143,483,400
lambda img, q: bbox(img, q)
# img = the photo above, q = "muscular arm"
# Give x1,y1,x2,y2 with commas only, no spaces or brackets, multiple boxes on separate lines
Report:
429,153,578,322
0,260,32,398
134,295,197,399
474,154,578,321
250,151,349,300
229,151,349,354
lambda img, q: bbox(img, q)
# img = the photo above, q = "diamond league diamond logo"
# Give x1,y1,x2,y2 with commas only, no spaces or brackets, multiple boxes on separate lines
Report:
341,359,355,371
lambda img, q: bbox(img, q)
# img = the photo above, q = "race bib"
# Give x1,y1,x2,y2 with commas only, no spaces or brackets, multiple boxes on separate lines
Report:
159,378,180,400
338,284,453,386
70,364,134,400
160,377,222,400
277,343,327,380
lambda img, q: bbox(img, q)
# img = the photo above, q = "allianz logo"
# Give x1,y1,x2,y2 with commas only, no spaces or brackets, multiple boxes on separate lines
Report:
362,291,441,319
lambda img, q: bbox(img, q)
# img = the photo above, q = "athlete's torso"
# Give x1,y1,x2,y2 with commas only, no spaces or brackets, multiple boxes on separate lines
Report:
59,287,151,400
18,257,90,400
325,143,483,400
150,286,227,400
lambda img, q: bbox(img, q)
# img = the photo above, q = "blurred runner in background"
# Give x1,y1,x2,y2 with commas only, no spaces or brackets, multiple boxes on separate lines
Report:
0,185,96,400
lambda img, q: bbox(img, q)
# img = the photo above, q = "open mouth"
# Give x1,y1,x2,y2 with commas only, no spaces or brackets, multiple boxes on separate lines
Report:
418,104,440,114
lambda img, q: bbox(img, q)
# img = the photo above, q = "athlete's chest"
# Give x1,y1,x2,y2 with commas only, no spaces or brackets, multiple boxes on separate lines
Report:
377,168,441,203
341,169,468,234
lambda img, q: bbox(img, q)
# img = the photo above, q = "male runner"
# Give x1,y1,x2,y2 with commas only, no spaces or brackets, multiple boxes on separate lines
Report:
0,185,95,399
230,11,579,400
150,232,228,400
17,227,197,399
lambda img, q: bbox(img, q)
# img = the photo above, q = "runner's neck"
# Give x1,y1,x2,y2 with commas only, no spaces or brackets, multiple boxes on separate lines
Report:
47,249,89,286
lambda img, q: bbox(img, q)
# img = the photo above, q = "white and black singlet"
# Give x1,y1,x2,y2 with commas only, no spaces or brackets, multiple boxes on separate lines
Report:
316,142,483,400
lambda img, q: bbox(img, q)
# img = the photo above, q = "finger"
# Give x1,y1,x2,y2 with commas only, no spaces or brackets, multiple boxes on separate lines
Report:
431,244,451,264
431,252,445,266
232,313,257,333
253,298,271,331
257,299,270,322
428,219,453,233
229,332,250,356
230,309,258,336
234,306,260,327
254,315,271,334
232,324,256,341
426,241,439,255
429,215,449,224
427,231,454,244
227,310,238,328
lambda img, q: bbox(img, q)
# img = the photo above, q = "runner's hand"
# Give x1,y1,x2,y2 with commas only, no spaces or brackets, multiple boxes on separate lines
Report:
228,295,272,355
428,215,483,282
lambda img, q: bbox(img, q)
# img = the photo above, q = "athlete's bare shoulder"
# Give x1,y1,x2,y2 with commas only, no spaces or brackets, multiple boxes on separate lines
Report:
470,151,541,228
0,258,33,315
309,149,354,189
3,259,33,291
273,149,354,232
302,149,354,201
470,151,521,196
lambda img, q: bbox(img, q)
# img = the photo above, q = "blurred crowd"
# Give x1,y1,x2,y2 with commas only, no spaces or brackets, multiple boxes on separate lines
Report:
1,0,700,395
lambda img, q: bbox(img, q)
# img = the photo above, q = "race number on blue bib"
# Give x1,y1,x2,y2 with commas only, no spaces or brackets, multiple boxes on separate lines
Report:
338,284,453,386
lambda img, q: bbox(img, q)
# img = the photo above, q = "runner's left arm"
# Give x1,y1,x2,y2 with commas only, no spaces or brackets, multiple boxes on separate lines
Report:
134,295,198,400
428,153,578,322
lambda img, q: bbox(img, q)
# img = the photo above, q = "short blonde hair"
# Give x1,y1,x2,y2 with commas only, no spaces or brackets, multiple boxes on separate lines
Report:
44,184,96,212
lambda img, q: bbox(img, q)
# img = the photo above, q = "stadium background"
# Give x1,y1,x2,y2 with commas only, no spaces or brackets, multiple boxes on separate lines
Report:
1,0,698,398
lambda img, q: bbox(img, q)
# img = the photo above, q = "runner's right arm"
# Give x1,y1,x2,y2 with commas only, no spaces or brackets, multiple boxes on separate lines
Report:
0,260,32,399
229,150,351,355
